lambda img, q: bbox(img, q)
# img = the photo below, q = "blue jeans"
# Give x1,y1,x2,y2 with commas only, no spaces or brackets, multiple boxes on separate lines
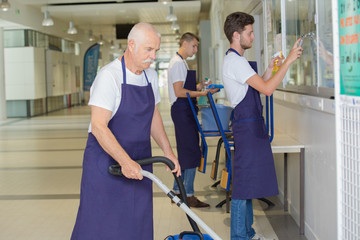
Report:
173,168,196,196
231,199,256,240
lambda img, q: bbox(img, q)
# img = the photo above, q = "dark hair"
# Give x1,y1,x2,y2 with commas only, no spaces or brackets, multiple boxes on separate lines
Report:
224,12,254,43
179,32,199,47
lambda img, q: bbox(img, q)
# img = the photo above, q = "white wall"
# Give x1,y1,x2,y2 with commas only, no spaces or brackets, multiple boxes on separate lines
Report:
5,47,46,100
273,94,337,240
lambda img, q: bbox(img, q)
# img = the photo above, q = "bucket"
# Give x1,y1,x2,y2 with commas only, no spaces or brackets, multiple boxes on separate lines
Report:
201,104,233,131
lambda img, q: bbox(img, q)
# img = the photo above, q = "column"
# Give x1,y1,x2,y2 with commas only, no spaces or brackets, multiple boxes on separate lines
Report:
0,27,7,120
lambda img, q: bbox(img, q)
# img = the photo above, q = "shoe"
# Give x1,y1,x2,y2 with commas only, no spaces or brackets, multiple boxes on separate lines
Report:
171,193,182,204
251,233,275,240
187,196,210,208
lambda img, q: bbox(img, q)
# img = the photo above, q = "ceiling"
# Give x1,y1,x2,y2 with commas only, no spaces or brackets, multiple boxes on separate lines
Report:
1,0,262,60
7,0,211,59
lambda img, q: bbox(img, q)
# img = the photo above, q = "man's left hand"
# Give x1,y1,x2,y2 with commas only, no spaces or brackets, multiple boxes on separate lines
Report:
164,152,181,177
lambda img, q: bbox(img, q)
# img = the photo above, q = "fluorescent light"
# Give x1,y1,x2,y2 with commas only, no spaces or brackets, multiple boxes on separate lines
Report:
67,21,77,34
42,11,54,26
0,0,10,12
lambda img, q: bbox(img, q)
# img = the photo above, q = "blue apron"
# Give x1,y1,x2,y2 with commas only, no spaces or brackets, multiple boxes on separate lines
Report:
226,48,278,200
71,56,155,240
171,52,201,170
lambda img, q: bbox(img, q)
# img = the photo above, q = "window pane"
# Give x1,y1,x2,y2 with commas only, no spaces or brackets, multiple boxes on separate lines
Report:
286,0,317,87
317,0,334,88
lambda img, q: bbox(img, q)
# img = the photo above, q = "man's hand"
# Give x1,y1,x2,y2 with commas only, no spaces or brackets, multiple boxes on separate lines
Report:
121,159,143,180
164,152,181,177
285,38,303,65
202,87,220,96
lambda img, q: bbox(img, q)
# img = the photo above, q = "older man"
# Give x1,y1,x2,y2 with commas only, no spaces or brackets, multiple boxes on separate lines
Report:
71,23,180,240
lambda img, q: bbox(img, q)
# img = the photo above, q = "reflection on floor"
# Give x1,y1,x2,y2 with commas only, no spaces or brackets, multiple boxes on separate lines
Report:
0,94,307,240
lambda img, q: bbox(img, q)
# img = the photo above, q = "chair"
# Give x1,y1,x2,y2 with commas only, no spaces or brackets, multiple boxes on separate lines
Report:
186,93,231,173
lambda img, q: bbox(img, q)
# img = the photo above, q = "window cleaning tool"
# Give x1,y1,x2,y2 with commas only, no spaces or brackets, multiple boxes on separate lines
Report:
109,156,222,240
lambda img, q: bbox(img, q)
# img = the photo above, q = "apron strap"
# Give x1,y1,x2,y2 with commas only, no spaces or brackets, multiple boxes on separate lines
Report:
226,48,241,57
176,52,189,70
121,55,150,85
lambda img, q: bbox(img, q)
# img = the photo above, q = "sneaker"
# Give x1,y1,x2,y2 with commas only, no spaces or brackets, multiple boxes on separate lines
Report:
252,233,275,240
187,196,210,208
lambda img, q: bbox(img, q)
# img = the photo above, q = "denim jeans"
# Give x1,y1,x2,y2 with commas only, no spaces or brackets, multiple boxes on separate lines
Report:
173,168,196,196
231,199,256,240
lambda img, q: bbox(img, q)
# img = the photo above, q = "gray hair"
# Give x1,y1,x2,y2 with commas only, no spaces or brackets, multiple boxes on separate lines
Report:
127,22,161,48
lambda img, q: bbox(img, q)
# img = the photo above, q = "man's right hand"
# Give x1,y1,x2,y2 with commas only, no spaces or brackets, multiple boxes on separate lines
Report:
286,39,303,65
121,160,143,180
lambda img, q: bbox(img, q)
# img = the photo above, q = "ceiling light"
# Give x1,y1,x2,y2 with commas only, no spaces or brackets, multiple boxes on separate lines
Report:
88,30,95,42
159,0,171,5
98,35,104,45
42,11,54,26
110,40,115,50
0,0,10,11
166,6,177,22
170,21,179,31
67,21,77,34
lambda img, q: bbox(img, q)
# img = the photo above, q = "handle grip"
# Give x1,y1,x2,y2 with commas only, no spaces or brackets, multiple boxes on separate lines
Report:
108,156,175,176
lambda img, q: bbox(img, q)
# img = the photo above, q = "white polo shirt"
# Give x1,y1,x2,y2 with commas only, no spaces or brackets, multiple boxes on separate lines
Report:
222,52,256,108
88,58,160,132
168,54,188,105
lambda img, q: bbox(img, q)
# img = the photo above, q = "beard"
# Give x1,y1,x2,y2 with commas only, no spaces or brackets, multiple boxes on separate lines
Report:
240,42,252,50
240,39,252,50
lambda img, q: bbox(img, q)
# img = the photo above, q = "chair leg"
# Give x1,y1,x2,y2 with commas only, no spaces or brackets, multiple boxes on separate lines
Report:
215,196,232,209
211,180,220,188
212,138,223,180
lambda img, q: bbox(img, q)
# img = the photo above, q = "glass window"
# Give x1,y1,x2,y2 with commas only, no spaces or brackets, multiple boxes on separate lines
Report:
264,0,334,98
48,35,62,51
4,30,25,47
265,0,282,66
62,39,74,53
285,0,317,87
317,0,334,88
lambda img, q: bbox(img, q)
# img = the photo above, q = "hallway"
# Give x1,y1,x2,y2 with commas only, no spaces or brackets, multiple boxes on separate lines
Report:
0,88,306,240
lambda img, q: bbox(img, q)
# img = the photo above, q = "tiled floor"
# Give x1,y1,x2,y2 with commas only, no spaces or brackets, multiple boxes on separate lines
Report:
0,89,307,240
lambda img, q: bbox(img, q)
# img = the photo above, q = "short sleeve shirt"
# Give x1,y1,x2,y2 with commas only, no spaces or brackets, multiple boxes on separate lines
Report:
222,52,256,108
88,58,160,132
167,54,188,105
